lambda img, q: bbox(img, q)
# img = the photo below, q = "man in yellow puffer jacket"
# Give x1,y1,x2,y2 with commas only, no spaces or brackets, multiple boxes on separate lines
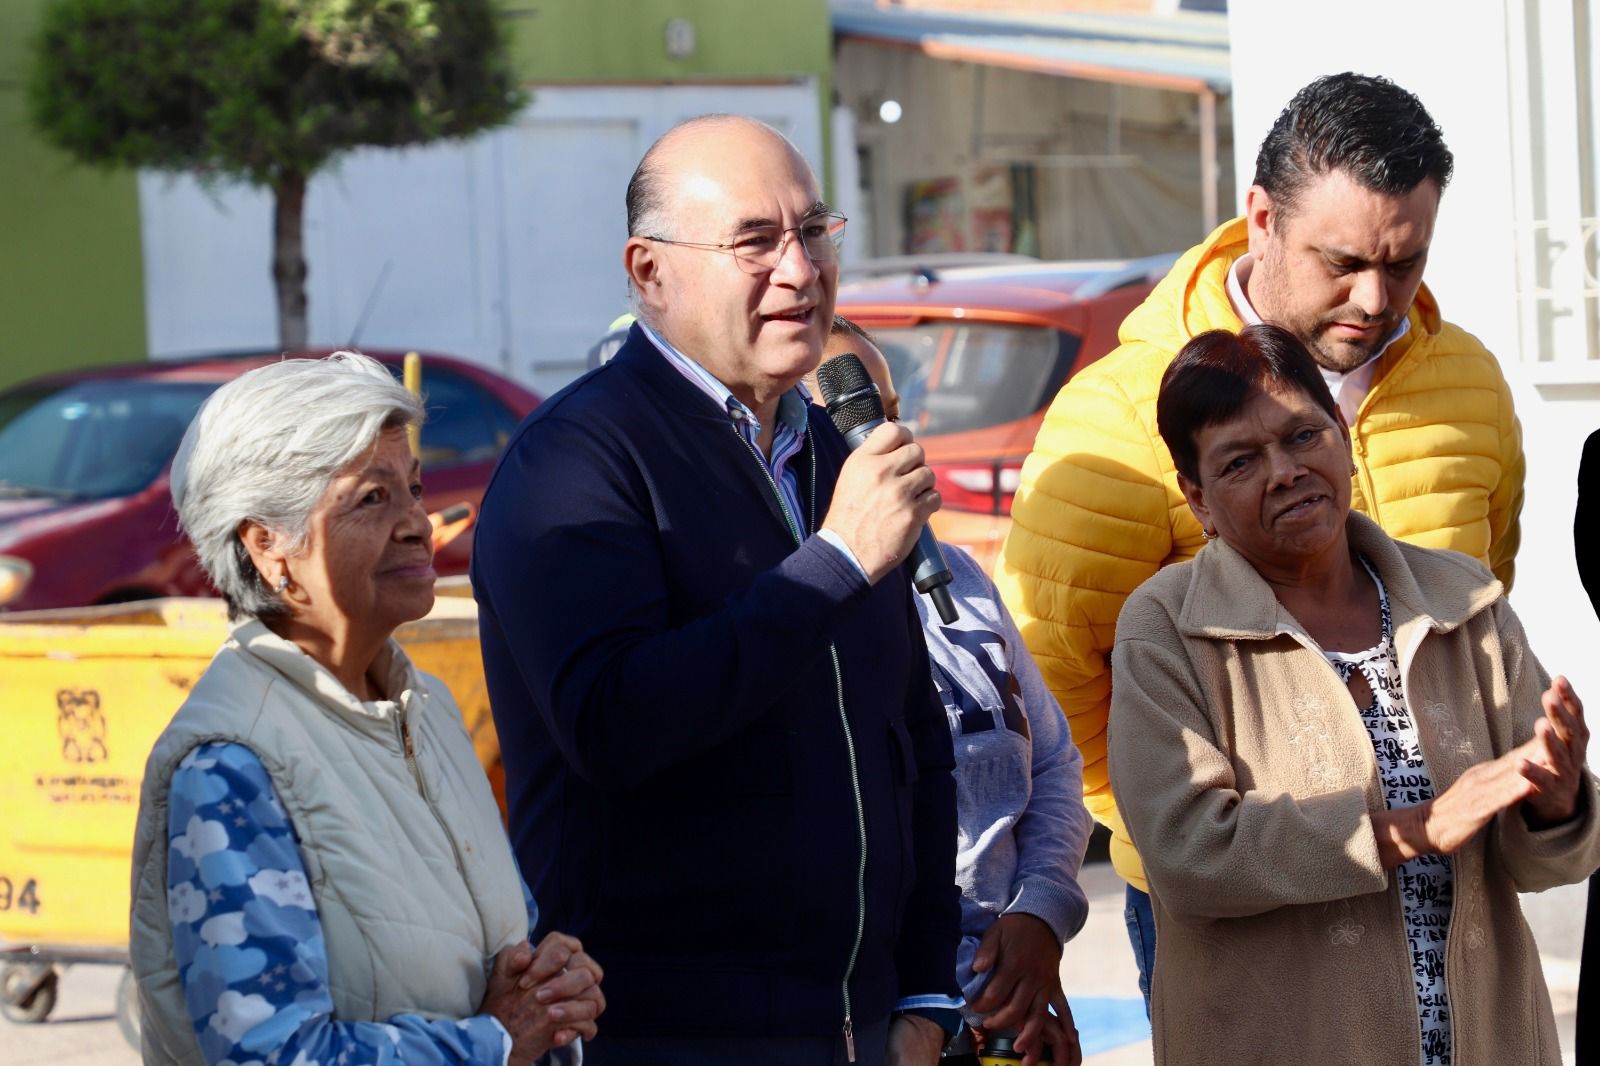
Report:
995,72,1525,1011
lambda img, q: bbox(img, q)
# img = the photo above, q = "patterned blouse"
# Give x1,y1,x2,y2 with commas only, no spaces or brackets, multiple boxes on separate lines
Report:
166,740,538,1065
1322,559,1454,1066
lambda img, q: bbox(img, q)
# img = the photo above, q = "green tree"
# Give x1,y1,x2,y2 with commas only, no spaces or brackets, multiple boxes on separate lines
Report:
29,0,527,348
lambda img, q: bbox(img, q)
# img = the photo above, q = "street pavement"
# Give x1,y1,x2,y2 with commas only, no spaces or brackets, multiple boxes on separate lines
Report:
3,859,1584,1064
1063,862,1587,1066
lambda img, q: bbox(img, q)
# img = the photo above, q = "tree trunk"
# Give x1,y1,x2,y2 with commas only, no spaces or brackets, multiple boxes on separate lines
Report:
272,172,309,350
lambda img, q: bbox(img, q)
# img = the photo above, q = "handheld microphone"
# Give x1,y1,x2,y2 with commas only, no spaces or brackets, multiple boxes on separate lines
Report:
816,353,959,624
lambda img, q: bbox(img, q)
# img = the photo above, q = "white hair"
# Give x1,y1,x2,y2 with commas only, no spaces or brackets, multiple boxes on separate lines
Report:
170,351,424,620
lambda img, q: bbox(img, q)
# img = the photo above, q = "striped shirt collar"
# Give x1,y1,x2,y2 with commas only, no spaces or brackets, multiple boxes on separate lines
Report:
639,321,812,439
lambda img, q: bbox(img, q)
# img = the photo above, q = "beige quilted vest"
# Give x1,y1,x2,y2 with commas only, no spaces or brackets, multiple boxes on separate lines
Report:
129,621,526,1065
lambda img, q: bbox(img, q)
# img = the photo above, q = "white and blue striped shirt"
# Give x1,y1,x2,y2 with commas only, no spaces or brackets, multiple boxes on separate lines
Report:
640,323,864,574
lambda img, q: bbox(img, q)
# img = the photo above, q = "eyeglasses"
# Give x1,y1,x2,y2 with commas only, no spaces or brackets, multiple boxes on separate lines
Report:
644,212,848,274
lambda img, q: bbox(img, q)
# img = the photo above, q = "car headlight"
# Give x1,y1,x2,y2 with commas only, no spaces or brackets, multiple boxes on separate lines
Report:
0,556,33,607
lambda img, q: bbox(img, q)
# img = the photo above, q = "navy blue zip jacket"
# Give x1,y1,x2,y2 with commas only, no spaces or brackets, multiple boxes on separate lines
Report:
471,328,960,1040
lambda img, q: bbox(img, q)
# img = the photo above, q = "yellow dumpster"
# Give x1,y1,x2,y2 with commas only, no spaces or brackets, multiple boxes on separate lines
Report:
0,585,502,1035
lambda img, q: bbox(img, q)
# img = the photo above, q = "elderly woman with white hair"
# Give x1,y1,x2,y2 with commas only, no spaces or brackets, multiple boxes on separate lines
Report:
128,352,602,1066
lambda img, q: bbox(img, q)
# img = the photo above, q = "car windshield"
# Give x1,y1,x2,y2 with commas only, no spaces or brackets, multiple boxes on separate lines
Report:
868,323,1081,436
0,379,216,499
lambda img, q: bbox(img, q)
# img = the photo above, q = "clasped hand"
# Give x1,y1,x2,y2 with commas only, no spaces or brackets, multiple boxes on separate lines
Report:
480,931,605,1065
968,913,1082,1066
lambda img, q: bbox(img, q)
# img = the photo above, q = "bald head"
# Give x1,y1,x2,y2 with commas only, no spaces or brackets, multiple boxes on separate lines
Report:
619,114,838,420
627,116,807,240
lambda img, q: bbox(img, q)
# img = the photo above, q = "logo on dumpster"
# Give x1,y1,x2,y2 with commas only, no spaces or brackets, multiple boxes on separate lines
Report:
56,688,109,764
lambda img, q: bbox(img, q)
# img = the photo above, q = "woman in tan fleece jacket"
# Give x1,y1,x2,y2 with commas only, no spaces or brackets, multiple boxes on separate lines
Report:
1108,324,1600,1066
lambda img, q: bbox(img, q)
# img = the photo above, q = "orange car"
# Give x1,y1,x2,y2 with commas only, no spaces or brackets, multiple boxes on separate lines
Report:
835,255,1177,573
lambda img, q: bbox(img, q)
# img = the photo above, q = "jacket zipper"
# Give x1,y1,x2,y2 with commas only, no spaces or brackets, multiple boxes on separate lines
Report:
396,706,469,880
733,427,867,1061
1350,435,1382,532
399,715,425,793
830,641,867,1063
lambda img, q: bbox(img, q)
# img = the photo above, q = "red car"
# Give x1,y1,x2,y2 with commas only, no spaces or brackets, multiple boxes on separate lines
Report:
835,255,1177,573
0,349,541,612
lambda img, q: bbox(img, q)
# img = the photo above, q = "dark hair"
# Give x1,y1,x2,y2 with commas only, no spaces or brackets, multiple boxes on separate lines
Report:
625,152,664,238
1253,73,1453,215
830,314,876,346
1158,325,1340,483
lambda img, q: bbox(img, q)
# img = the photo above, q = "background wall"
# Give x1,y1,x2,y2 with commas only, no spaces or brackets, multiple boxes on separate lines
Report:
506,0,830,86
503,0,833,187
0,0,147,393
836,37,1233,261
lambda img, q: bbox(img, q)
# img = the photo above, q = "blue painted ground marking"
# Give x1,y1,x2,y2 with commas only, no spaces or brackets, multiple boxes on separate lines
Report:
1072,996,1150,1056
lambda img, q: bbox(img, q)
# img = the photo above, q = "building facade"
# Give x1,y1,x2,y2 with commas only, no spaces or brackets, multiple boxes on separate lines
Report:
830,1,1233,264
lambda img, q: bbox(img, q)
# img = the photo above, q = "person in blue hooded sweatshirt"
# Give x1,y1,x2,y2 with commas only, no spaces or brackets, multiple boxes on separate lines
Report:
810,317,1094,1066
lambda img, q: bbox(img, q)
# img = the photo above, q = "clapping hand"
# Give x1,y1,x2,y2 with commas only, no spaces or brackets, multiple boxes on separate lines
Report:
1519,675,1589,827
1376,675,1592,866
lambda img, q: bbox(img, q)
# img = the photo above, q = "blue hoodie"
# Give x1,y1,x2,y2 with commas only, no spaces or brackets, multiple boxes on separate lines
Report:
917,546,1093,1020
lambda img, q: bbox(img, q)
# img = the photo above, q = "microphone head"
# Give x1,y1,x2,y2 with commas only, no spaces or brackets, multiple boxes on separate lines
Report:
816,353,885,436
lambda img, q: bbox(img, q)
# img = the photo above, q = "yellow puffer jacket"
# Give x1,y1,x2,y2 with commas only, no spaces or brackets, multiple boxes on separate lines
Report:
994,217,1525,891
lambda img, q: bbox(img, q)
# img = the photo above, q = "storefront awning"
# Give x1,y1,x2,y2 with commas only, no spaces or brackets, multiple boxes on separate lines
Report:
830,2,1231,96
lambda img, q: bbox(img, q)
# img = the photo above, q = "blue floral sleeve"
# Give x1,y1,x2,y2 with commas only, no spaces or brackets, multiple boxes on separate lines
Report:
166,741,517,1065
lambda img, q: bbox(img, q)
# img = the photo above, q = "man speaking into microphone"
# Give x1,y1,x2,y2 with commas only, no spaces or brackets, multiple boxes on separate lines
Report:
472,115,962,1066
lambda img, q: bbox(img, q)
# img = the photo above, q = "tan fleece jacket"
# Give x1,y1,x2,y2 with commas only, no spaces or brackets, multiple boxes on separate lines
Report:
1108,515,1597,1066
